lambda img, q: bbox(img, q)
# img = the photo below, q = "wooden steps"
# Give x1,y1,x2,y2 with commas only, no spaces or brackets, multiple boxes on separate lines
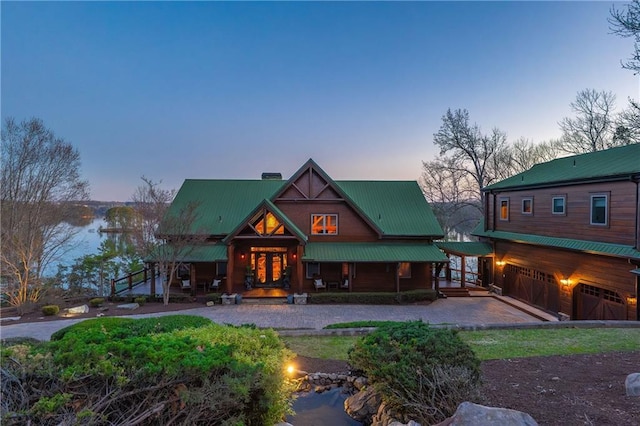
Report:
439,287,471,297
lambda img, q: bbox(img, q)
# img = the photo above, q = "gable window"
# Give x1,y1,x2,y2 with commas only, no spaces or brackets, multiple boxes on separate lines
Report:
306,262,320,279
590,194,608,225
499,198,509,221
398,262,411,278
311,214,338,235
552,196,566,215
254,212,284,235
521,198,533,215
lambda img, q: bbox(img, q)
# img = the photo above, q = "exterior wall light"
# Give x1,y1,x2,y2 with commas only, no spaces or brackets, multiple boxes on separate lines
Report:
560,278,571,286
627,296,637,305
495,260,506,266
240,252,246,260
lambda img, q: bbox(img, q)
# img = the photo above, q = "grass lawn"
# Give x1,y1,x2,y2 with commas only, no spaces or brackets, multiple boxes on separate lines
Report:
282,327,640,361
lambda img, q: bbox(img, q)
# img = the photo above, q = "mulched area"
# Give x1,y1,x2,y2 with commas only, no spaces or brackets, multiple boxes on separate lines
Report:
299,352,640,426
3,302,639,425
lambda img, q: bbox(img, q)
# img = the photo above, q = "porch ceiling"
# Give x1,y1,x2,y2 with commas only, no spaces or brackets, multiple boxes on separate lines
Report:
436,241,494,257
302,242,449,263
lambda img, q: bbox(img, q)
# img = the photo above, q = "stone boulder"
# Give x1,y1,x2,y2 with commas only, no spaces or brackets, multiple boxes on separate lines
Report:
344,387,382,423
625,373,640,396
436,402,538,426
67,304,89,314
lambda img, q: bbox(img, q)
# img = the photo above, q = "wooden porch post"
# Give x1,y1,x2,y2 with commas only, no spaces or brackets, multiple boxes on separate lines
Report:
445,254,451,281
461,255,466,288
227,245,235,294
190,263,196,296
296,245,304,293
150,263,156,297
396,263,400,293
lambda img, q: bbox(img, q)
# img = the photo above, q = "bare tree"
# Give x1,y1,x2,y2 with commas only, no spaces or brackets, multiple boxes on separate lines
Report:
609,0,640,73
1,117,89,312
130,177,205,305
558,89,619,154
421,157,481,238
613,102,640,144
431,109,508,207
505,137,563,175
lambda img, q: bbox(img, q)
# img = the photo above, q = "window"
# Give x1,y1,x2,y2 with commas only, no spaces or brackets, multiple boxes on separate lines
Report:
552,196,566,215
216,262,228,277
311,214,338,235
590,194,608,225
499,198,509,221
521,198,533,215
306,262,320,279
398,262,411,278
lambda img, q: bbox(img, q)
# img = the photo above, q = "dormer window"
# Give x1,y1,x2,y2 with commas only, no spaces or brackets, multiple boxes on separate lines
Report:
311,214,338,235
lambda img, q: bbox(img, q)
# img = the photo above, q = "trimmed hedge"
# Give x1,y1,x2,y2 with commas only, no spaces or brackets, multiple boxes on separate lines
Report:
41,305,60,316
308,289,437,305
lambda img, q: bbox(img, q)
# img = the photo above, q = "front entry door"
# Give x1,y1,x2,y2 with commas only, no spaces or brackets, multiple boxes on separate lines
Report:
253,250,287,287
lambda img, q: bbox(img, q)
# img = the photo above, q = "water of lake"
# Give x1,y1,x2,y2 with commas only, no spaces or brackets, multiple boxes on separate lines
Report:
43,218,109,277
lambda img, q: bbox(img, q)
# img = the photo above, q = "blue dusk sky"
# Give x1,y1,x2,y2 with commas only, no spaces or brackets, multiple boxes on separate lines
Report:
2,1,639,201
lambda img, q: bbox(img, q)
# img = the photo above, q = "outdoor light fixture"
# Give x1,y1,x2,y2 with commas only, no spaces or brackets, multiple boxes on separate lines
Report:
240,252,246,260
560,278,571,286
495,260,506,266
627,296,637,305
291,253,297,260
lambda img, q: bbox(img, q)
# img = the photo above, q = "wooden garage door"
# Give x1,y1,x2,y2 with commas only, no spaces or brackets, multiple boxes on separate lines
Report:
574,283,626,320
504,264,559,313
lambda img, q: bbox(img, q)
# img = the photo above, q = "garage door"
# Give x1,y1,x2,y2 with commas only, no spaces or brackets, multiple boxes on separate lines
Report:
503,264,559,313
574,283,626,320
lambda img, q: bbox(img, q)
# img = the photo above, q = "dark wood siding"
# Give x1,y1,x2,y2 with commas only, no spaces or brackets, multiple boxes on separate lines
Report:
493,241,636,320
277,201,379,242
488,181,636,245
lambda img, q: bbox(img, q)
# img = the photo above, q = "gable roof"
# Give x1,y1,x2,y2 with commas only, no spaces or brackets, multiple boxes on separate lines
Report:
484,144,640,191
337,180,443,237
222,198,307,243
164,179,283,236
166,160,444,238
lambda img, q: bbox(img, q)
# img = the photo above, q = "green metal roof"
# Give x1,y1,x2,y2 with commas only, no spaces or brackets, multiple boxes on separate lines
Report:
484,144,640,191
222,198,308,243
303,242,449,262
165,179,284,235
146,243,228,262
472,227,640,260
436,241,494,257
337,180,444,237
166,175,443,238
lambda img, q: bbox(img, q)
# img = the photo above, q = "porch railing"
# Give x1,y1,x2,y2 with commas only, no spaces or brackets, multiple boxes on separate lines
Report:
110,268,153,296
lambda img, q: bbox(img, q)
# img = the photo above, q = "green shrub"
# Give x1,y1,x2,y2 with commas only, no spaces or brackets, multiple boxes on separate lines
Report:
348,321,481,424
89,298,104,307
309,289,437,304
41,305,60,316
133,296,146,305
15,316,294,425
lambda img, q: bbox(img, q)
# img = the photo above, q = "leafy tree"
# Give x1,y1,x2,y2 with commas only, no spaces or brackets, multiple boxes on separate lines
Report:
130,177,206,305
609,0,640,73
1,118,89,312
104,205,138,231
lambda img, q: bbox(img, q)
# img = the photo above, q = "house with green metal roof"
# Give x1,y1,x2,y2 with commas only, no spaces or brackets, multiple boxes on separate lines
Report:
474,144,640,321
155,159,447,296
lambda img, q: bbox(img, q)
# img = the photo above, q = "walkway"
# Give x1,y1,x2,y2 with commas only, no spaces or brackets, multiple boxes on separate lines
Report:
0,297,543,341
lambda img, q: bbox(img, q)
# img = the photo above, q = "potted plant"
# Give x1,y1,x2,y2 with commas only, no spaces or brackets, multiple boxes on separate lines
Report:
244,265,253,290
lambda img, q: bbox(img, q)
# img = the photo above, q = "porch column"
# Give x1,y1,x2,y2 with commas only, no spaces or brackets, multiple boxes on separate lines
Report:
460,255,466,288
296,245,304,293
150,262,156,297
396,263,400,293
227,245,235,294
445,254,452,281
190,263,196,296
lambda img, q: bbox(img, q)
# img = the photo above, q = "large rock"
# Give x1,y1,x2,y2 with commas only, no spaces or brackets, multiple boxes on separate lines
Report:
438,402,537,426
344,387,382,423
67,304,89,314
625,373,640,396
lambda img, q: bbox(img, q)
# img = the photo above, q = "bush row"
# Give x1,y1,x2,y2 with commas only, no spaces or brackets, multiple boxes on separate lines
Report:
308,289,437,304
2,315,295,425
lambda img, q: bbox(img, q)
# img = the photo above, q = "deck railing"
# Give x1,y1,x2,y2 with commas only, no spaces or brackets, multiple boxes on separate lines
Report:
111,268,154,296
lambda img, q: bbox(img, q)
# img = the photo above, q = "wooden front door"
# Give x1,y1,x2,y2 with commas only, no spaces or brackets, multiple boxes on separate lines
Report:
252,250,287,287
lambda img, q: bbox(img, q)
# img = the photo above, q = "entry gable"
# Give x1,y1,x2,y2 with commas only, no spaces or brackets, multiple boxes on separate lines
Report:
273,159,384,236
223,199,307,243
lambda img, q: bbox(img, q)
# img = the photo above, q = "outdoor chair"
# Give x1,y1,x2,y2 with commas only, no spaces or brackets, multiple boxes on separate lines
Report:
340,277,349,289
210,278,221,291
181,279,191,290
313,277,326,291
